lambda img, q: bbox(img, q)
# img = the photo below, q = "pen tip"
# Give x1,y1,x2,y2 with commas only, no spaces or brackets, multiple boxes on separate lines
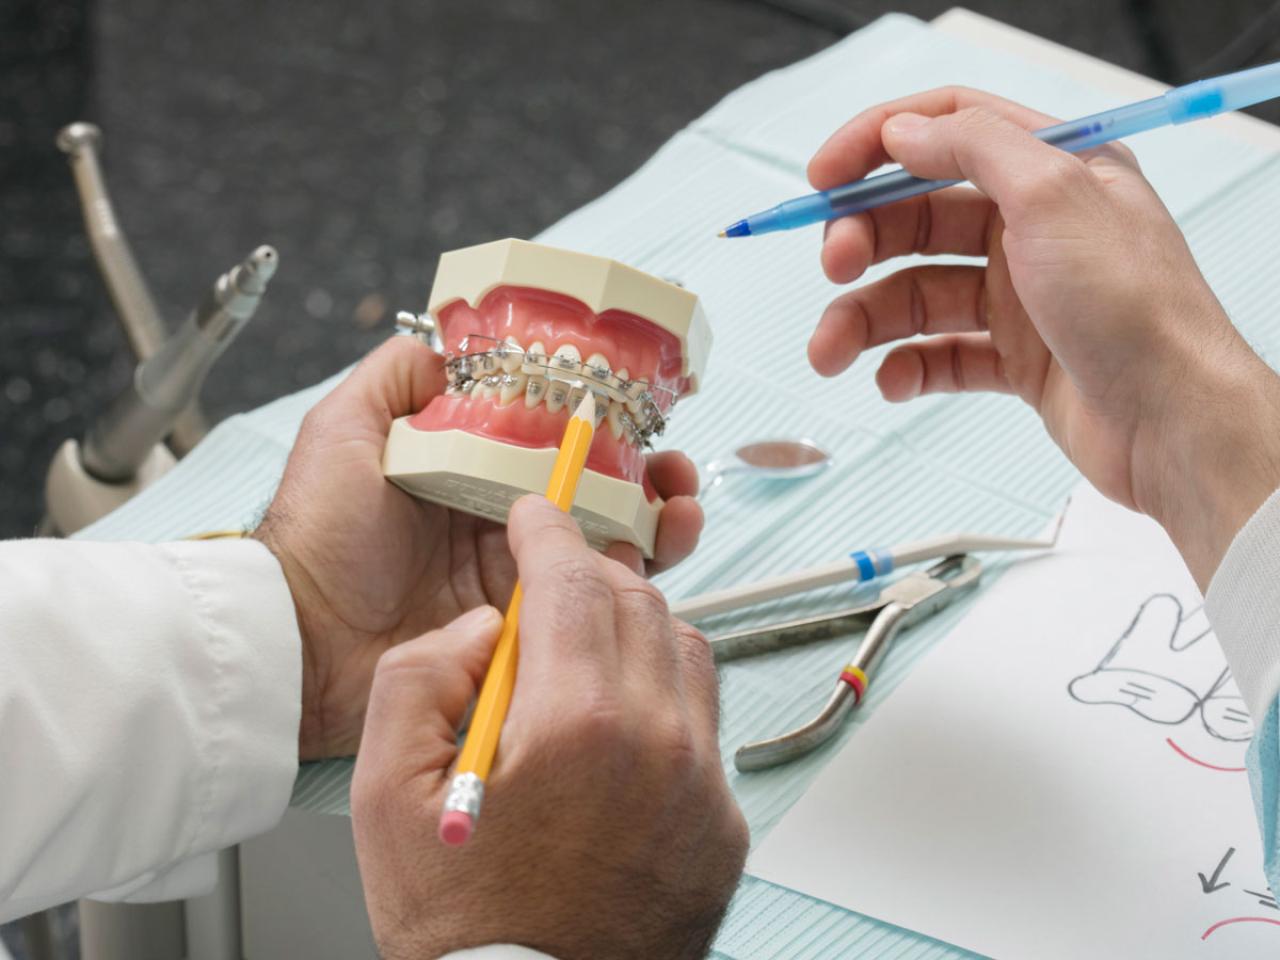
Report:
717,230,726,238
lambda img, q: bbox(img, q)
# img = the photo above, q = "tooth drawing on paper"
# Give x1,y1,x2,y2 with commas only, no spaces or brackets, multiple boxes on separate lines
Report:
747,486,1280,959
1068,593,1253,771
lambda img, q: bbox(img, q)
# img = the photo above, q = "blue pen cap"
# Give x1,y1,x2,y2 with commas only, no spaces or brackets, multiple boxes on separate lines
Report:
1166,60,1280,123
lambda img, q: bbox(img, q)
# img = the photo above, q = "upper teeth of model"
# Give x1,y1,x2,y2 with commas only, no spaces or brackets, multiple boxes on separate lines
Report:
446,336,669,446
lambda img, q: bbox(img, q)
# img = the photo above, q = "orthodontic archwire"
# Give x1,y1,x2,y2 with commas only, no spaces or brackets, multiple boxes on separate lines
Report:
443,334,674,449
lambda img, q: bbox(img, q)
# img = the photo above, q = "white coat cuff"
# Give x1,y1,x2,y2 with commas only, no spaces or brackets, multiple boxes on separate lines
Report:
441,948,558,959
95,539,301,902
1206,485,1280,722
159,539,301,853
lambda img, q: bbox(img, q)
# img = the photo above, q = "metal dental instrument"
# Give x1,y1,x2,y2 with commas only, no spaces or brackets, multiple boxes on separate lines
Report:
396,310,443,352
715,555,982,771
56,121,207,454
671,523,1059,623
700,438,832,498
81,245,278,482
43,121,281,536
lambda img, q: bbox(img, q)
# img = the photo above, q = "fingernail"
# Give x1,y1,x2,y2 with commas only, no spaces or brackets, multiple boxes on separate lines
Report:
884,113,929,136
452,605,502,633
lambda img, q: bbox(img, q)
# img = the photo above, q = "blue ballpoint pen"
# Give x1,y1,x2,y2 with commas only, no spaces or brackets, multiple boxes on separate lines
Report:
719,60,1280,238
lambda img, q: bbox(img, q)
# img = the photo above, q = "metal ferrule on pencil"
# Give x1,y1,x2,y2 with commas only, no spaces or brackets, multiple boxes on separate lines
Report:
443,772,485,820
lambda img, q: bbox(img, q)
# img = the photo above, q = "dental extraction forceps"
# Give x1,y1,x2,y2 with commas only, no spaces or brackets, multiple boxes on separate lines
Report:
712,555,982,772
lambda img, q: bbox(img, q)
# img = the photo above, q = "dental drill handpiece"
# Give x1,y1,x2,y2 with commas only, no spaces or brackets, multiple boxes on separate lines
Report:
57,121,208,454
80,246,278,483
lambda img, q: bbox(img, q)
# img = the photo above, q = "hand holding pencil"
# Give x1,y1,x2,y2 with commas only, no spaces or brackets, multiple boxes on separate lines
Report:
439,389,600,844
350,477,747,959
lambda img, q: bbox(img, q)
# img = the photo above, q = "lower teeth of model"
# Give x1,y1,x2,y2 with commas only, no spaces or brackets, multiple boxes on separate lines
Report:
445,340,668,446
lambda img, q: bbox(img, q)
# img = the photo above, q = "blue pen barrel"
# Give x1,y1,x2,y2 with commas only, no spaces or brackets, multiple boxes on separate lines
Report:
816,95,1181,216
735,60,1280,237
820,169,960,219
1036,97,1171,152
807,99,1176,220
1180,60,1280,115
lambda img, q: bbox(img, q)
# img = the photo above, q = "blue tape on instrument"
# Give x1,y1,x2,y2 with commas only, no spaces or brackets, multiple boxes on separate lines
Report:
851,551,876,580
850,548,895,581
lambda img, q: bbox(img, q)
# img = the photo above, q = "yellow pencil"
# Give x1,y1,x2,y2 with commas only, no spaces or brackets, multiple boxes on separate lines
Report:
438,387,598,845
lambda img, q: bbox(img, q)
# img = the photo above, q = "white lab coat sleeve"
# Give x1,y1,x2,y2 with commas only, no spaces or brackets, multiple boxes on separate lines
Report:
441,948,557,959
1206,486,1280,723
0,538,301,923
1206,485,1280,898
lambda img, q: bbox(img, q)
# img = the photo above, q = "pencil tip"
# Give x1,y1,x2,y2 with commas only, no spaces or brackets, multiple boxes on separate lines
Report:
571,385,595,422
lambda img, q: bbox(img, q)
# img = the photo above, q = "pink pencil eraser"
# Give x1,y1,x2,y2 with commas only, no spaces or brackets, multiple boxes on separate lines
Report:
438,810,474,846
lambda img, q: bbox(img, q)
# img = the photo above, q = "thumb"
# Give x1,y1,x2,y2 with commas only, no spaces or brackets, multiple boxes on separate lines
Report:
880,108,1091,227
322,335,446,436
355,606,503,783
506,493,588,563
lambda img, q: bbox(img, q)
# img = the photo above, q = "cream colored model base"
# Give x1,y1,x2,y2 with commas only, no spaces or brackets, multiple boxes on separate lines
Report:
382,418,660,557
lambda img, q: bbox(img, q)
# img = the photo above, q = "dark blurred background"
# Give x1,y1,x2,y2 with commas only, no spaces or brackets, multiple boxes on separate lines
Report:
4,0,1280,542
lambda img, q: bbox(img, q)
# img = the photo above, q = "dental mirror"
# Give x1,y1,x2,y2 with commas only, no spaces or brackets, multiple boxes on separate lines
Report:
700,439,832,498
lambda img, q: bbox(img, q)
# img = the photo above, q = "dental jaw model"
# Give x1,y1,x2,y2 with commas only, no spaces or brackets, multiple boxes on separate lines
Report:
382,239,711,557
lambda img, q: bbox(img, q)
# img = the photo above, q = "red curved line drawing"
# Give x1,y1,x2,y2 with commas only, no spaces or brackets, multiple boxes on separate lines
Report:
1201,916,1280,940
1165,737,1247,773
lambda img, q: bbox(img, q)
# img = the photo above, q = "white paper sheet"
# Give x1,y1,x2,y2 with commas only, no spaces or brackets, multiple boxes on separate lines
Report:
748,482,1279,958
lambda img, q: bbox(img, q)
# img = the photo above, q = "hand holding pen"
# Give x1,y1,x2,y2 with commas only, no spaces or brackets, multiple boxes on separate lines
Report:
797,85,1280,589
351,494,747,960
722,61,1280,237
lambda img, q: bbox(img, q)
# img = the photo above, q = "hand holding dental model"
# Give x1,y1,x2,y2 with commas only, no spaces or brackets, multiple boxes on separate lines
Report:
383,238,711,559
0,327,711,931
807,87,1280,588
256,332,704,760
